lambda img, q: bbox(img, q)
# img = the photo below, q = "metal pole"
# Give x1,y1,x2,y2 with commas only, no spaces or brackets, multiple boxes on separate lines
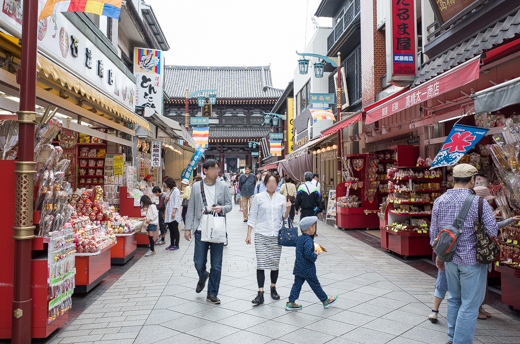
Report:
336,52,342,182
12,0,38,342
185,88,189,130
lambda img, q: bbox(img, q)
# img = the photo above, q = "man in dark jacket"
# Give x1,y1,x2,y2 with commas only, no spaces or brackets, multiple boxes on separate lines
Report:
295,172,324,223
153,186,167,245
238,165,256,222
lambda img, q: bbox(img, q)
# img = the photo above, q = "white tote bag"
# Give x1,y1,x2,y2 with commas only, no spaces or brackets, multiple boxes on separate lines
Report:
201,213,227,243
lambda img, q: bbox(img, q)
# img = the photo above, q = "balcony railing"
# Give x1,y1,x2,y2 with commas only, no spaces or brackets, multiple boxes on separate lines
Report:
327,0,360,52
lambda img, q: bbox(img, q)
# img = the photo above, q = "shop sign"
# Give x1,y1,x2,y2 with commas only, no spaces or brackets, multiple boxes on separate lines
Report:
407,137,420,144
181,146,205,182
386,0,417,86
430,124,488,169
431,0,479,24
0,0,136,111
190,117,209,125
151,141,161,168
270,133,284,140
113,155,124,177
134,47,164,116
251,151,259,157
296,136,308,149
309,93,335,104
287,98,294,153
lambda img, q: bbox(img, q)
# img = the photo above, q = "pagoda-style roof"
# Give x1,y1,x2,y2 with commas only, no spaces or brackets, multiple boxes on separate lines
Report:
205,126,271,139
164,66,284,101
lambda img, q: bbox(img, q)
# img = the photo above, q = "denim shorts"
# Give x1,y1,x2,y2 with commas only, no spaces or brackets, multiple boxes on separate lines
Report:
147,224,157,232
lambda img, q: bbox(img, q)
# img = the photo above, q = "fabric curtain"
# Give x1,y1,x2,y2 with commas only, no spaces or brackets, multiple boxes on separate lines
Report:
278,153,312,184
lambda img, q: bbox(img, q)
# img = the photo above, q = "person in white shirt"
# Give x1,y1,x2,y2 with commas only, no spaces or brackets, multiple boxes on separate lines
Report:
312,173,321,194
164,177,182,251
246,172,292,306
140,195,158,257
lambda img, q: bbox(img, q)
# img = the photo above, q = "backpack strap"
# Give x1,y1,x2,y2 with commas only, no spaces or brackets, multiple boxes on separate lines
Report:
452,193,475,229
477,197,484,225
200,183,208,207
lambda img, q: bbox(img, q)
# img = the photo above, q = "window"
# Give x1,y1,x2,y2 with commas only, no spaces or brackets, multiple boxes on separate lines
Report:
85,13,110,38
298,81,310,114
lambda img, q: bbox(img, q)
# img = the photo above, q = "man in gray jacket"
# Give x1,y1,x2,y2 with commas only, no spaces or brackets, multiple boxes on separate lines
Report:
185,159,233,304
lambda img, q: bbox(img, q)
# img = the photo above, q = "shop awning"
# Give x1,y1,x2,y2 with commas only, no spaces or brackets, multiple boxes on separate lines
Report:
366,56,481,125
262,163,278,170
320,112,363,138
473,75,520,114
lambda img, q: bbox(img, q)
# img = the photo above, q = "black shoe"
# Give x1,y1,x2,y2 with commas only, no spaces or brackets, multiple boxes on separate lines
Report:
196,272,209,293
206,294,221,304
243,219,248,222
252,291,264,305
270,287,280,300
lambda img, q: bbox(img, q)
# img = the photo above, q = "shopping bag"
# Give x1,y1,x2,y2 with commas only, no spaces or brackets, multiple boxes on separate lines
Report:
201,213,227,243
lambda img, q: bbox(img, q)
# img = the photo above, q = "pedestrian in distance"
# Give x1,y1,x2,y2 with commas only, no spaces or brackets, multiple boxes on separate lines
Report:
286,216,337,310
254,170,269,197
164,177,181,251
246,172,292,306
180,179,191,225
140,195,158,257
280,176,297,222
295,172,324,232
239,165,256,222
184,159,233,304
152,186,167,246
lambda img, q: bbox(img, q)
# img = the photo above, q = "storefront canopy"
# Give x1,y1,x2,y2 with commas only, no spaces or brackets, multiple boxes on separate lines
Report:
473,75,520,114
150,113,196,147
320,112,362,138
366,56,481,125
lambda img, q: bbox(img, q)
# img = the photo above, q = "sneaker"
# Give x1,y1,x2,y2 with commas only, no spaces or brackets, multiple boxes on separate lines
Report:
285,302,302,311
323,295,338,309
252,291,264,306
155,239,165,246
165,245,173,250
239,209,243,212
224,233,228,247
171,246,179,250
196,272,209,293
428,310,439,323
206,294,221,304
144,250,155,257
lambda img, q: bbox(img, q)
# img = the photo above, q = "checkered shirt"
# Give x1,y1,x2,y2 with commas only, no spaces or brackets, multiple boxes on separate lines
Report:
430,188,498,266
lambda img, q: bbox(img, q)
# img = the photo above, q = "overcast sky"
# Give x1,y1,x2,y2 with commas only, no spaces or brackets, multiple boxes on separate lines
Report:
145,0,331,89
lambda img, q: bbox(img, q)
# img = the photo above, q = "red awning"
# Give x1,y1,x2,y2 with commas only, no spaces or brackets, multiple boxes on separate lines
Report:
320,113,363,138
366,57,481,124
262,163,278,170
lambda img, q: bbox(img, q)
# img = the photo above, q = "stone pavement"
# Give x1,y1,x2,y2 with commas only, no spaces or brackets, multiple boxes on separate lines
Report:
48,207,520,344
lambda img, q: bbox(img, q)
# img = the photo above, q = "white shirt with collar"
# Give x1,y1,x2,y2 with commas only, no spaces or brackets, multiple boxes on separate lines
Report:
247,190,287,237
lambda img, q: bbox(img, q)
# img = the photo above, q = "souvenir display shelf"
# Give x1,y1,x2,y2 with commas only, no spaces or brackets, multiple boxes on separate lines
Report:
118,187,155,246
77,141,106,188
336,154,379,229
496,265,520,310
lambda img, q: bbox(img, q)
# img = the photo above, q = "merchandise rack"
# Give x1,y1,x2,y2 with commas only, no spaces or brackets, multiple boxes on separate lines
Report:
111,232,138,265
77,141,107,188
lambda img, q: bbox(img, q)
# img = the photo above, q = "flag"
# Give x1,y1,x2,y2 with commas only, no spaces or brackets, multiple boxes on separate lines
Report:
270,140,282,157
181,146,205,183
193,126,209,149
310,108,336,123
39,0,123,20
430,124,489,169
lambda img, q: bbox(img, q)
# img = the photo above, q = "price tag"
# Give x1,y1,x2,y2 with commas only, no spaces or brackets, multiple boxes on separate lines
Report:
411,198,415,202
496,261,500,266
507,239,512,243
514,241,518,245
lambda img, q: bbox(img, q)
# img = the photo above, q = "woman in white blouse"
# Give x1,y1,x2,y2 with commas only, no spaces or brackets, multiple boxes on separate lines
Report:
164,177,182,251
246,172,291,306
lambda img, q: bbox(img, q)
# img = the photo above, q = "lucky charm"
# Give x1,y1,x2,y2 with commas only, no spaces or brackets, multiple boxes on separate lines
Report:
94,185,103,201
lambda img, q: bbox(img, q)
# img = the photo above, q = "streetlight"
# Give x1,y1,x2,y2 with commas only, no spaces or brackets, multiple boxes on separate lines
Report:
298,57,309,74
184,88,218,130
263,112,286,126
314,61,325,78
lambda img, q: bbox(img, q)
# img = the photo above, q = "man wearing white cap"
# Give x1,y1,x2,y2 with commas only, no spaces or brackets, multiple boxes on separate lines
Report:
430,164,498,344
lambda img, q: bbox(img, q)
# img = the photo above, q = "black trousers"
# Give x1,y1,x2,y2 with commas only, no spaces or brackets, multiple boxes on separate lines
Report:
168,221,180,247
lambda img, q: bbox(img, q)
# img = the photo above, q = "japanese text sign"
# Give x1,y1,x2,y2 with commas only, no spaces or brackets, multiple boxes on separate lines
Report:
309,93,335,104
366,58,480,124
151,141,161,168
134,48,163,116
430,124,488,169
270,133,284,140
113,155,124,177
190,117,209,125
387,0,416,86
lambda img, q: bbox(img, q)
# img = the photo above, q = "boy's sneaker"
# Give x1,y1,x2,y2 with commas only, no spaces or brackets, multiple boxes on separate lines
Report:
155,239,165,245
323,296,338,309
144,250,155,257
285,302,302,311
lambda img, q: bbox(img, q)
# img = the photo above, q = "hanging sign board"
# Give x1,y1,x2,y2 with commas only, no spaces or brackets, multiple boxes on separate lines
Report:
134,47,164,116
309,93,335,104
151,141,161,168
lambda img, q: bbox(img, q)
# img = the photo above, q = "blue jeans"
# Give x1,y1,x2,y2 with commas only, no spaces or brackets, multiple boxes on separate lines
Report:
193,230,223,296
435,269,448,299
289,275,327,303
445,262,487,344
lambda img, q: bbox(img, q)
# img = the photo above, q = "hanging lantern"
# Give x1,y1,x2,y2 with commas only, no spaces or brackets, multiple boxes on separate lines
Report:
264,114,271,125
298,57,309,75
332,144,338,149
313,150,317,155
327,146,332,151
314,61,325,78
272,117,279,126
248,142,252,148
209,93,217,105
253,143,257,149
197,96,205,107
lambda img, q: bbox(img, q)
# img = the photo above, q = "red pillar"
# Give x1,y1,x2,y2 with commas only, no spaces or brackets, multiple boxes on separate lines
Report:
12,0,38,342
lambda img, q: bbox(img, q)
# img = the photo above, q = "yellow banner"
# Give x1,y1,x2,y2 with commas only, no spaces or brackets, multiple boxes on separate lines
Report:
287,98,294,153
114,155,124,177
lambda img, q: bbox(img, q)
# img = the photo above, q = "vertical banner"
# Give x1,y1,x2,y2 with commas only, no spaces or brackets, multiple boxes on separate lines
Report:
430,125,489,169
113,155,124,177
181,146,205,182
270,140,282,156
151,141,161,167
287,98,294,153
134,47,164,116
386,0,416,86
193,126,209,148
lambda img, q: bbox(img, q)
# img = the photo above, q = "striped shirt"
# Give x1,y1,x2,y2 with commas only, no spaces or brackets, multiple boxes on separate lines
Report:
430,188,498,266
165,187,182,224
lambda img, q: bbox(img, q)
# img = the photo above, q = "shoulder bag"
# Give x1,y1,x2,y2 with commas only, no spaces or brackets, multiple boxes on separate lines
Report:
433,193,475,262
200,183,226,243
278,217,298,247
475,197,500,263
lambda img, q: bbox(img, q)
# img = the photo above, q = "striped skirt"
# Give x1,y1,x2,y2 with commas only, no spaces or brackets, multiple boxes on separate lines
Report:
255,233,282,270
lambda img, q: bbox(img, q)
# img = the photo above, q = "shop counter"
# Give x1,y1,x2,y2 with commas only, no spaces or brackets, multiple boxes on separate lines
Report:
111,232,137,265
74,242,115,293
386,229,432,258
119,186,143,217
336,206,379,229
496,264,520,310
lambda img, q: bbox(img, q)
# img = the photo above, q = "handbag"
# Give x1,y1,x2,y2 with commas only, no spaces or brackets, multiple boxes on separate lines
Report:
433,193,474,262
182,198,189,207
278,217,298,247
200,183,227,243
475,197,500,263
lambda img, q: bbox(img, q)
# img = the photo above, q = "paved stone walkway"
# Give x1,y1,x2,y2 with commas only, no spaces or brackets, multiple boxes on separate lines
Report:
49,207,520,344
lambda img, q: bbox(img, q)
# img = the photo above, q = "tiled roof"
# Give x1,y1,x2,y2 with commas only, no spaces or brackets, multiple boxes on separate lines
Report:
164,66,284,99
206,126,271,139
413,9,520,87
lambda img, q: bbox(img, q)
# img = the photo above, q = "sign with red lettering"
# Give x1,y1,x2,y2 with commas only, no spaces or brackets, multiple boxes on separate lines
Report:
386,0,416,86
